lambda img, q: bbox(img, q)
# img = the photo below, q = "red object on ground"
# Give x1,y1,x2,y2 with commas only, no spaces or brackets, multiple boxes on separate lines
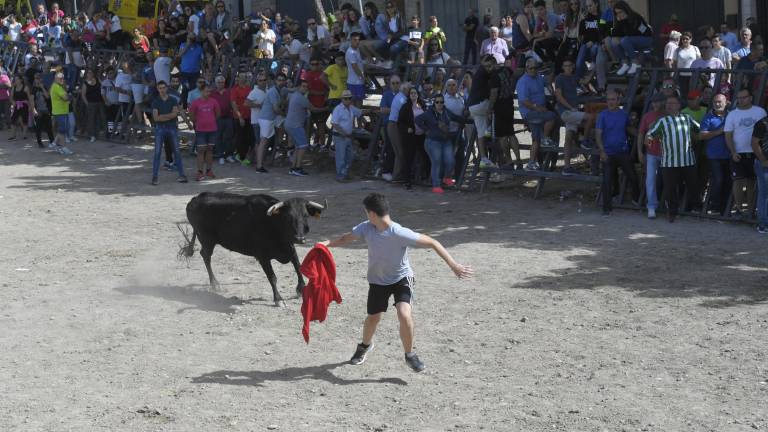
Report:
299,243,342,343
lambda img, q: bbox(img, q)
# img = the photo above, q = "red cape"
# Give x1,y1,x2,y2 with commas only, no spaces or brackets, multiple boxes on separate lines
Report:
299,243,342,343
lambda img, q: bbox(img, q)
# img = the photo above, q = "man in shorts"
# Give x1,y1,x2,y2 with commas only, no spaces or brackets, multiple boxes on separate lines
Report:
284,80,326,176
188,83,221,181
322,193,473,372
255,73,288,173
554,58,593,175
49,72,73,155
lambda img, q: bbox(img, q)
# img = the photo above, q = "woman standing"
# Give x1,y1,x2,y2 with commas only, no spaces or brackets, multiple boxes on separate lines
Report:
81,69,105,142
397,87,426,190
415,94,459,193
674,32,701,96
9,75,32,140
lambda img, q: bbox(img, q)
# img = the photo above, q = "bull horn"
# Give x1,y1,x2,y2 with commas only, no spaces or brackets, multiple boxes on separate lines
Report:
306,200,327,210
266,201,285,216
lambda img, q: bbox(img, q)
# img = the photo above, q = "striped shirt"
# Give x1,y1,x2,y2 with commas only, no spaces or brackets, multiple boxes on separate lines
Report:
647,113,700,167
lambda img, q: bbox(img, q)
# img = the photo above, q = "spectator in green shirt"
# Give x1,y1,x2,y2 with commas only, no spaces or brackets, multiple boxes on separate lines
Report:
50,73,73,155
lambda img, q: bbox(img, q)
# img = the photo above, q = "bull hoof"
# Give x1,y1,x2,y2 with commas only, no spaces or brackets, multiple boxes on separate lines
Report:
275,299,287,308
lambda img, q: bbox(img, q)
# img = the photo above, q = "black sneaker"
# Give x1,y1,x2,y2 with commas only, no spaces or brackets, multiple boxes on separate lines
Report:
349,342,374,365
177,176,189,183
256,167,269,173
405,353,425,372
151,177,159,186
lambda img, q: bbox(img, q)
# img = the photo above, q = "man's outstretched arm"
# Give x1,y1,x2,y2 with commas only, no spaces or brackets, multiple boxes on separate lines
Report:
321,233,358,248
414,234,473,279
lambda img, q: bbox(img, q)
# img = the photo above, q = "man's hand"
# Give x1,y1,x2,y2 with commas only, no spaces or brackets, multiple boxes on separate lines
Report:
451,263,474,279
732,153,741,162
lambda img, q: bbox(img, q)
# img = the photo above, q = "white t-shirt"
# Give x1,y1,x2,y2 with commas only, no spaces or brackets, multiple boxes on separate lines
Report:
153,56,172,86
257,29,276,57
115,71,133,103
675,45,701,75
724,105,768,153
189,14,200,35
345,47,364,85
111,15,122,32
663,41,678,61
247,86,266,124
8,23,21,41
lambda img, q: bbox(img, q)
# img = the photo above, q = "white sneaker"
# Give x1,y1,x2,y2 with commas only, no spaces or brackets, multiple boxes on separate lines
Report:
226,155,236,163
69,136,78,142
218,157,225,165
587,62,595,71
58,146,73,155
627,63,641,75
647,208,656,219
616,63,631,76
382,173,393,182
65,138,71,144
48,142,57,149
89,136,96,142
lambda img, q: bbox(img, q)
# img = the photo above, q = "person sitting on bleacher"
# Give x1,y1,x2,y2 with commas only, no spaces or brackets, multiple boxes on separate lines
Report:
576,0,606,81
596,89,639,216
480,27,509,66
516,57,558,172
555,58,594,176
732,27,752,62
511,0,535,53
530,0,562,63
613,1,653,77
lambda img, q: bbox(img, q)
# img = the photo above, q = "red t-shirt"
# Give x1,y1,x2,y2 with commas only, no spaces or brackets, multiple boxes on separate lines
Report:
230,85,251,120
210,88,232,118
639,110,664,156
189,97,220,132
660,22,682,40
301,69,327,108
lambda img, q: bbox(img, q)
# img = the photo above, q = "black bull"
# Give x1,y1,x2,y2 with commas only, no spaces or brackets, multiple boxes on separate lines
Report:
180,192,327,306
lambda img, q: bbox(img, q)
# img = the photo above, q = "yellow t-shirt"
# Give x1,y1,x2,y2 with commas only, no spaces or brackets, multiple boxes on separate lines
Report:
324,64,348,100
50,83,69,116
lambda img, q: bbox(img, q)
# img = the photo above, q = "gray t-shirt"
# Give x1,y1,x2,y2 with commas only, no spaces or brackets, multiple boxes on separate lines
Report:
284,91,311,128
352,221,421,285
554,73,579,114
258,86,282,121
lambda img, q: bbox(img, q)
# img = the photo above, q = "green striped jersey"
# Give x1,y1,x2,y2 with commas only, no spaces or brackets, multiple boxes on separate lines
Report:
646,113,701,167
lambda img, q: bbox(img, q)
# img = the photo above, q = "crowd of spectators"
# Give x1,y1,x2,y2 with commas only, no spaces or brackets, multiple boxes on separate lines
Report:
0,0,767,233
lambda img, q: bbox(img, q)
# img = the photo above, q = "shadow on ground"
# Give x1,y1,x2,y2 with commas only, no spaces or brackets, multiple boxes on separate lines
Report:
114,284,277,314
191,362,408,387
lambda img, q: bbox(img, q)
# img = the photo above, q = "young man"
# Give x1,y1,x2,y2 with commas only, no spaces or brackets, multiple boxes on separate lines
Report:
49,72,73,155
345,32,366,107
322,193,473,372
595,89,639,215
637,93,667,219
188,83,221,181
255,73,288,173
554,58,593,175
724,88,766,217
150,80,188,185
331,90,363,181
284,80,326,176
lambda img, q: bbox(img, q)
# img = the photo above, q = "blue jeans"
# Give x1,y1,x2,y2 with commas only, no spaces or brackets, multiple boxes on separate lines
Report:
153,126,185,179
619,36,653,62
576,42,599,78
334,135,354,178
708,158,732,214
645,153,662,210
424,138,454,187
755,158,768,227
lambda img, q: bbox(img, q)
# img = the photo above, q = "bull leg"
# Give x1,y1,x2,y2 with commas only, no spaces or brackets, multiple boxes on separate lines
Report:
291,251,305,298
258,258,285,307
200,242,220,291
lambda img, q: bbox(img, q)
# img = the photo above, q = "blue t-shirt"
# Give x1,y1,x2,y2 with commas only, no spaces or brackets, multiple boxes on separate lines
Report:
516,74,547,118
700,111,730,159
352,221,421,285
380,89,395,123
258,86,282,121
597,109,630,155
179,42,203,73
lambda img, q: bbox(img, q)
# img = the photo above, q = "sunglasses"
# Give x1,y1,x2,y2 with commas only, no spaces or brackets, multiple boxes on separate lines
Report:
308,22,316,25
434,100,445,104
662,84,674,89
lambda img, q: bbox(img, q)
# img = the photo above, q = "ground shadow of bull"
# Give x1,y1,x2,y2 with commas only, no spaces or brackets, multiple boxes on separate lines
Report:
191,362,408,387
114,284,272,314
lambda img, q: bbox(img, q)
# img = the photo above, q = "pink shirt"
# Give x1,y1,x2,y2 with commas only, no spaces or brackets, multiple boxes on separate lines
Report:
189,97,220,132
0,74,10,100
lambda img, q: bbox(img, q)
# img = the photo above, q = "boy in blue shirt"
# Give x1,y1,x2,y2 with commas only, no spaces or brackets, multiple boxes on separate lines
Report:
596,89,640,215
322,193,473,372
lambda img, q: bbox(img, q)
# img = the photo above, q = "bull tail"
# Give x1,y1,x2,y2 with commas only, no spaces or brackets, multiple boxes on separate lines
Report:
176,222,197,262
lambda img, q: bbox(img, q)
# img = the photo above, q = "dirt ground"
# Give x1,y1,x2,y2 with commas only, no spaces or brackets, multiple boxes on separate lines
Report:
1,135,767,432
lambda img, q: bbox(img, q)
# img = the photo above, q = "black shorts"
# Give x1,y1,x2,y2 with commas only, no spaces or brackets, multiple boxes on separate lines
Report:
731,153,756,180
310,109,330,124
367,277,414,315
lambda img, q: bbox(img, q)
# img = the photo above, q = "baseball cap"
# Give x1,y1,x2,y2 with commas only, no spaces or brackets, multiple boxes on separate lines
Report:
341,89,353,98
